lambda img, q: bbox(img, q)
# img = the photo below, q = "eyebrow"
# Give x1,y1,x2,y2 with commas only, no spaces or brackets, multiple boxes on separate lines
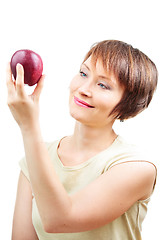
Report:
81,63,90,71
81,63,115,85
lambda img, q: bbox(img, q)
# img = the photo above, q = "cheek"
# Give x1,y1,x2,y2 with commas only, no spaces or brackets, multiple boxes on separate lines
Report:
69,77,79,105
97,93,121,111
69,76,79,93
97,93,113,107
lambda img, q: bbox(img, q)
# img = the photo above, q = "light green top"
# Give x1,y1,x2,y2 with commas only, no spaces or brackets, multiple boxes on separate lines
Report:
19,135,156,240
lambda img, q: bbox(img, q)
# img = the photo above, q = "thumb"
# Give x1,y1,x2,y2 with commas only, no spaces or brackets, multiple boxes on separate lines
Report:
32,74,45,101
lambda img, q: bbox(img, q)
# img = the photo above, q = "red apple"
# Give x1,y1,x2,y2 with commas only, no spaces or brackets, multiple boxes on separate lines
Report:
10,49,43,86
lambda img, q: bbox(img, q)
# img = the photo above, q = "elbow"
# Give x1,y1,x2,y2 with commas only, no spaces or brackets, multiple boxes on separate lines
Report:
44,223,69,234
43,217,72,233
43,223,59,233
43,218,60,233
42,202,74,233
44,224,58,234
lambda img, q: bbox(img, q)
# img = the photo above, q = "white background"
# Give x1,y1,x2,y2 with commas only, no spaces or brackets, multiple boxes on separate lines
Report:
0,0,159,239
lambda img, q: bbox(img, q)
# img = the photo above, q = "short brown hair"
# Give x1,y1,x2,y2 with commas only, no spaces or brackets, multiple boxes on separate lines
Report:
83,40,158,120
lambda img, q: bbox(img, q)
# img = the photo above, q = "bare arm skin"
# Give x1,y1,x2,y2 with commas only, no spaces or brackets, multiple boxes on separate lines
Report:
12,171,38,240
7,64,156,234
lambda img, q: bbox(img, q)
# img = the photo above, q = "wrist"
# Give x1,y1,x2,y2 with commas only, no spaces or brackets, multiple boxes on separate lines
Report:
21,122,43,142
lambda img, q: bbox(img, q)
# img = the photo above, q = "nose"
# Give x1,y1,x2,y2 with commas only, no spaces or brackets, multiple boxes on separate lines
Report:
78,81,92,98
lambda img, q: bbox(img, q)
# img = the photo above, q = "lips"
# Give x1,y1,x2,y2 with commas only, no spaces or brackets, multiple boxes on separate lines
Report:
74,96,94,108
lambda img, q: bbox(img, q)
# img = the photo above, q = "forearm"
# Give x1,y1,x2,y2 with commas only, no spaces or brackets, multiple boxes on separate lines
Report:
21,125,72,231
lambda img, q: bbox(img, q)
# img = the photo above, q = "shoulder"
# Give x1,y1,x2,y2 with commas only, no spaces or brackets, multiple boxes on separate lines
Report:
107,135,157,168
105,136,157,200
108,160,156,200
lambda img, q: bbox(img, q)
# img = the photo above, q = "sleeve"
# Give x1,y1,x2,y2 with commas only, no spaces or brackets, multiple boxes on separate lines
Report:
104,142,157,197
106,140,157,171
109,152,157,172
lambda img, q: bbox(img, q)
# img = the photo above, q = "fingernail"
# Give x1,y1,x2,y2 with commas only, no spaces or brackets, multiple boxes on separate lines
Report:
16,63,22,68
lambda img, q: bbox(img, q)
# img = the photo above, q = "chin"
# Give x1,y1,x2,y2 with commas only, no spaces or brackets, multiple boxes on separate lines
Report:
69,101,97,126
69,108,87,124
69,108,82,121
69,110,98,127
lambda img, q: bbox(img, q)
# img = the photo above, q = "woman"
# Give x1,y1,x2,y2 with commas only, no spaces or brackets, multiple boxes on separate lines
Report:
7,40,158,240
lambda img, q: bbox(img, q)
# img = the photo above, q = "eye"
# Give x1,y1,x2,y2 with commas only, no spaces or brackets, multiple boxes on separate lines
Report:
98,83,111,90
79,71,87,77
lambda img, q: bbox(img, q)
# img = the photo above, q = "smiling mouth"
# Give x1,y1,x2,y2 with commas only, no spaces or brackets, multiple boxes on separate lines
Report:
74,96,95,108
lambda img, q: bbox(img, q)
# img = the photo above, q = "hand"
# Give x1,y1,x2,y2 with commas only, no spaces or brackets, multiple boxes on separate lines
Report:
6,63,45,132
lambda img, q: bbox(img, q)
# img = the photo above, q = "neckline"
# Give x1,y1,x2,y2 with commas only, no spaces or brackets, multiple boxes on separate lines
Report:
55,135,120,170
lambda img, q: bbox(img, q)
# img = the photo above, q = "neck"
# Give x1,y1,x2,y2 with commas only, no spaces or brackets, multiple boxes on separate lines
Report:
71,121,117,153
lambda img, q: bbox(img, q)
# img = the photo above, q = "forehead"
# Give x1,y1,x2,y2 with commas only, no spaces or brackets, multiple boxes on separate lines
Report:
83,56,111,75
83,56,119,86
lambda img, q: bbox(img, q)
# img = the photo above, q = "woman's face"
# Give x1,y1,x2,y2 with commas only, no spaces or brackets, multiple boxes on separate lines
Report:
69,56,124,128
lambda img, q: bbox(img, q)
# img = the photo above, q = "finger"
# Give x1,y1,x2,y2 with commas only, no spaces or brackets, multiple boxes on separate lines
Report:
16,63,26,97
6,62,15,95
32,74,45,101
